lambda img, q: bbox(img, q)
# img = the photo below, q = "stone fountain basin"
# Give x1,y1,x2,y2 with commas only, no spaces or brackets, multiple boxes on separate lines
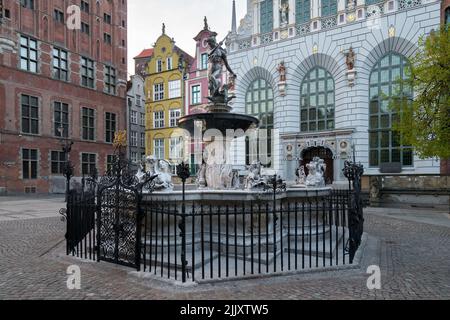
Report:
178,113,260,135
143,187,332,203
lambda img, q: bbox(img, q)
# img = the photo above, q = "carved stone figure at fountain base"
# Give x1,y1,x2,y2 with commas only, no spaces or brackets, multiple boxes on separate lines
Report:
291,157,328,189
137,156,174,193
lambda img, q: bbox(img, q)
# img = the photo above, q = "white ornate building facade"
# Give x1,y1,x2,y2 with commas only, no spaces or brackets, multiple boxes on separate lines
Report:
227,0,443,184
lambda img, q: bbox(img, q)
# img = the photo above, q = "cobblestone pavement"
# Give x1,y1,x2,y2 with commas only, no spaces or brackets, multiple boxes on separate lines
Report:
0,201,449,300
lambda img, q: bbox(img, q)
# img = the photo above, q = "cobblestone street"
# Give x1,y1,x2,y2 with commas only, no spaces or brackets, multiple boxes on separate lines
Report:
0,196,449,300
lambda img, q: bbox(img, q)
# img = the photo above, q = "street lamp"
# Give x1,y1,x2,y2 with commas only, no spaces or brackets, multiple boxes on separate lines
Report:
58,126,74,202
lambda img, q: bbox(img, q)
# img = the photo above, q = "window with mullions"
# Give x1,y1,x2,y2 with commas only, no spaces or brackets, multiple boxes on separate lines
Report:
54,102,69,137
105,66,116,95
201,53,208,70
300,67,335,132
51,151,66,175
321,0,337,17
296,0,311,24
22,149,38,179
245,79,274,166
20,35,37,73
369,53,413,167
53,48,68,81
21,94,39,135
105,112,116,144
81,57,94,88
81,153,97,176
82,107,95,141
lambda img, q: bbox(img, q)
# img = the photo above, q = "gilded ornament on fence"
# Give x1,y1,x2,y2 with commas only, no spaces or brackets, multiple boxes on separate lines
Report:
113,130,127,148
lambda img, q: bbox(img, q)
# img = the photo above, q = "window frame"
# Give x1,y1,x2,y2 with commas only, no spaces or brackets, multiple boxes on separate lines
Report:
168,80,181,99
52,47,68,81
191,84,201,105
22,148,38,180
20,35,38,73
81,107,95,141
54,101,69,138
153,110,165,129
105,112,117,144
245,78,274,166
104,65,116,95
50,150,66,175
21,94,39,135
81,57,95,88
368,52,414,168
81,153,97,176
169,109,181,128
154,138,165,160
300,67,335,133
153,83,164,101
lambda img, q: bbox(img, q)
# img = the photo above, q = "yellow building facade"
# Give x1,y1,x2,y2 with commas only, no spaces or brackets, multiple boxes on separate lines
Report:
144,30,193,170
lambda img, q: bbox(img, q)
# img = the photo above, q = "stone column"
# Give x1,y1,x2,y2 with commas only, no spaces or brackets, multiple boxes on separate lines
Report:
253,0,260,35
289,0,296,24
311,0,320,19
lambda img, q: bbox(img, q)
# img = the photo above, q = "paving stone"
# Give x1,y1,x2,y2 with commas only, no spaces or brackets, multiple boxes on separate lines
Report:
0,200,449,300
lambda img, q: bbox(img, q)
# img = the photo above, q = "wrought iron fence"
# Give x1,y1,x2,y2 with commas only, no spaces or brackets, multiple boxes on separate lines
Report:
63,157,364,283
140,190,351,282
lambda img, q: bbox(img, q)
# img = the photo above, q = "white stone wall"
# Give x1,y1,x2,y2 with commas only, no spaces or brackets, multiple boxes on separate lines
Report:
228,1,442,181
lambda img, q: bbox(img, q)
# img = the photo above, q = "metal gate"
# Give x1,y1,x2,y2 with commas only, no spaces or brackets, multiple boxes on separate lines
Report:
94,153,157,270
98,186,140,268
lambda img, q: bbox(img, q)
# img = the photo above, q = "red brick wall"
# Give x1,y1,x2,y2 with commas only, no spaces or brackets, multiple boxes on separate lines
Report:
0,0,128,194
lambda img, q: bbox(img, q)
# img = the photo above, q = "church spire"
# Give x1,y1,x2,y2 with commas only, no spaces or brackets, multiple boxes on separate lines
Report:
231,0,237,34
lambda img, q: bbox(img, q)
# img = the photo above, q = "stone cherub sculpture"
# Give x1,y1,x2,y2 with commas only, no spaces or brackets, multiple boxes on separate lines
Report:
144,155,174,191
295,161,307,185
305,157,327,188
206,35,237,104
244,161,269,190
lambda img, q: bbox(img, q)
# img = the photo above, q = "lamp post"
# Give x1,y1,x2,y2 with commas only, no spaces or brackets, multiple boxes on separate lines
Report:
178,54,189,170
58,126,74,202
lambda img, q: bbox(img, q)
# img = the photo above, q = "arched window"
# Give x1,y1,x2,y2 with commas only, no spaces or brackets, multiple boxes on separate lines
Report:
369,52,413,167
245,79,274,166
300,67,335,132
445,7,450,25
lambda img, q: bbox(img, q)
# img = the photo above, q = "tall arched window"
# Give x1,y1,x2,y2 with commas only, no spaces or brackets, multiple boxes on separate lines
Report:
445,7,450,25
369,52,413,167
245,79,274,166
300,67,335,132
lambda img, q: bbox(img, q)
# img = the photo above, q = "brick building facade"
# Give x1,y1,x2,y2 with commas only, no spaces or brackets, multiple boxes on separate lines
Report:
0,0,127,194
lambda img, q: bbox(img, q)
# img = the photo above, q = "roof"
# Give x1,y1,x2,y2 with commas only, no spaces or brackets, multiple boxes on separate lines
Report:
173,46,195,66
134,48,154,59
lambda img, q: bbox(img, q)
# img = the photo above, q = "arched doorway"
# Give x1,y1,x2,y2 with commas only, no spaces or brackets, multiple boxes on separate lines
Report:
301,147,334,185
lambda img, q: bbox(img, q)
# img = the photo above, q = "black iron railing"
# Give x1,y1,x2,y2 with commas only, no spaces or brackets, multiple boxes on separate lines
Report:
140,190,351,282
64,158,363,283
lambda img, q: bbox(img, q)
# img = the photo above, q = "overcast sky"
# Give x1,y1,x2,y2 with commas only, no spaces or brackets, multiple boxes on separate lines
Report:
127,0,247,77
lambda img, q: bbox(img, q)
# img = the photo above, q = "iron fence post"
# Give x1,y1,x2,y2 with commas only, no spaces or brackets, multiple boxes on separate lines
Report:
177,162,190,283
135,192,143,272
343,160,365,264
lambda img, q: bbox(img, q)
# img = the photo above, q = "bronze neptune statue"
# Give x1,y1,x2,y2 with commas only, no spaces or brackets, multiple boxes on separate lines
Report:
206,35,236,104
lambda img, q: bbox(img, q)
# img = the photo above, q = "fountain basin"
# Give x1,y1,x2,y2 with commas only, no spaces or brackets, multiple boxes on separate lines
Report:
178,112,259,135
143,187,332,203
